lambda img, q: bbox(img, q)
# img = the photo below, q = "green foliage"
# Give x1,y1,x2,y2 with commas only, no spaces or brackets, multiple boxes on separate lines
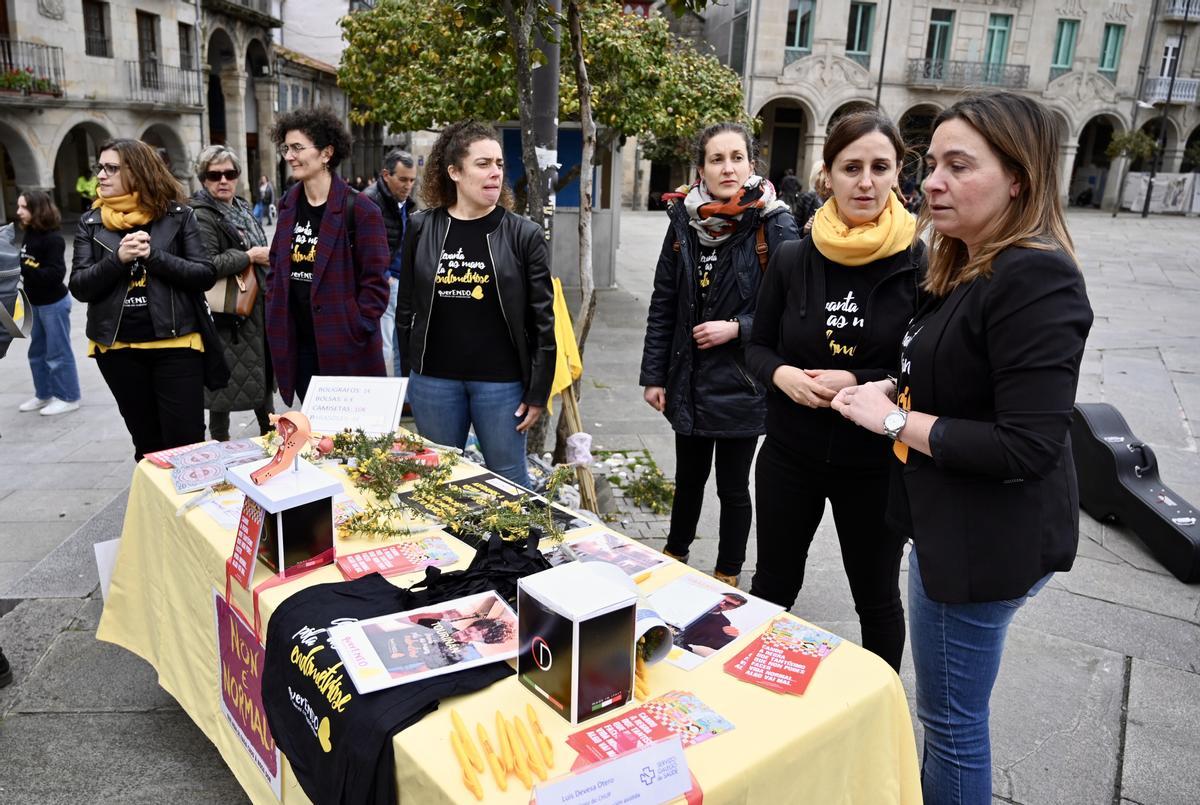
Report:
1106,130,1158,163
1183,141,1200,172
338,0,744,161
596,449,675,515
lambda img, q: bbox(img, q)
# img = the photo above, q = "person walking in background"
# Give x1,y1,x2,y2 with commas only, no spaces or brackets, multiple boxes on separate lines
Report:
397,120,555,489
745,111,923,672
266,108,390,405
794,163,830,235
14,191,82,417
70,139,220,461
189,146,275,441
258,174,276,225
833,92,1093,803
779,167,801,214
364,148,418,377
639,121,800,587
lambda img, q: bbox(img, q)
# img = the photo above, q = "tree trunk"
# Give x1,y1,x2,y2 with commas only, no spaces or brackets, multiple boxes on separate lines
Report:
501,0,546,222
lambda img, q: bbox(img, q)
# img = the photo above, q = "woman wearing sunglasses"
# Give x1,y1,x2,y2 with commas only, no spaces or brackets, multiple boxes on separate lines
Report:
266,107,390,404
70,138,221,461
189,145,274,441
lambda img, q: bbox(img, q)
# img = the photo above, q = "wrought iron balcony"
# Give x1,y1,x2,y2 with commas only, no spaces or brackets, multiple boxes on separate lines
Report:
126,61,203,107
203,0,281,25
1162,0,1200,21
1141,76,1200,104
906,58,1029,90
0,38,65,97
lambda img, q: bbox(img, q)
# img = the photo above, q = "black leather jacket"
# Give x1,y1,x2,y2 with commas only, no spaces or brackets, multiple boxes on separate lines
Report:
70,202,215,346
363,178,417,268
396,207,556,406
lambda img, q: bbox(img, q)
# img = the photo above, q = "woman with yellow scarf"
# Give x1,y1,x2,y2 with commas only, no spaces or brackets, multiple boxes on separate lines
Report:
70,138,220,461
744,111,924,672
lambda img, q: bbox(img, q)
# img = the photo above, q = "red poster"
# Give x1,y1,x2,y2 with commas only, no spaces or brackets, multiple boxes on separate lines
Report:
228,496,266,588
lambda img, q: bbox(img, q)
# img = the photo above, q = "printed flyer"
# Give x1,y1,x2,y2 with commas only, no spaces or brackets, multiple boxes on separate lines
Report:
328,590,518,694
567,690,734,764
658,576,782,671
212,590,282,798
547,530,673,576
335,537,459,580
723,616,842,695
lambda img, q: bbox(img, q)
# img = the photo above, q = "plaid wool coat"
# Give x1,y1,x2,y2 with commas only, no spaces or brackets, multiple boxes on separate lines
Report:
265,173,390,404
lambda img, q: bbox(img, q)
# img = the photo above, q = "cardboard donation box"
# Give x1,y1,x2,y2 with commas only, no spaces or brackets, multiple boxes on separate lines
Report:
518,562,637,724
226,457,342,577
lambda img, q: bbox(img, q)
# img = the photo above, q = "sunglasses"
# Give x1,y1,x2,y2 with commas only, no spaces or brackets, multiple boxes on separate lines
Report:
204,169,240,182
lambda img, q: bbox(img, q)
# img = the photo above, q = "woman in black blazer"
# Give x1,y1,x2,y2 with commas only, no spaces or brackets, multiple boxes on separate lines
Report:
833,93,1093,804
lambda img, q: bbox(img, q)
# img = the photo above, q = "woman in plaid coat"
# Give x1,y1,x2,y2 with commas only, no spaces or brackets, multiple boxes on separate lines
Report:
265,108,390,404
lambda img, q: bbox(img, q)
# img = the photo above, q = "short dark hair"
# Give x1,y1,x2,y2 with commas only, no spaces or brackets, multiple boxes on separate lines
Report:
271,107,352,170
694,121,758,169
382,148,414,174
468,617,513,645
822,110,906,169
421,120,512,210
19,190,61,233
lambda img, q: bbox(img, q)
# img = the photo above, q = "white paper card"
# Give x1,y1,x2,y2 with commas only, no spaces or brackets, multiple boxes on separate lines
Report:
93,538,121,603
301,375,407,435
535,736,690,805
646,580,724,630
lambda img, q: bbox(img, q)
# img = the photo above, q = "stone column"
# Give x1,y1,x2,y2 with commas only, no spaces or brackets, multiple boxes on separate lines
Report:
254,79,277,186
219,69,249,186
1102,155,1129,211
802,132,826,189
1162,146,1185,174
1059,140,1078,205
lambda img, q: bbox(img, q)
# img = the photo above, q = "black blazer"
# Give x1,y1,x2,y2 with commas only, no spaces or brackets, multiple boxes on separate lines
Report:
892,245,1093,603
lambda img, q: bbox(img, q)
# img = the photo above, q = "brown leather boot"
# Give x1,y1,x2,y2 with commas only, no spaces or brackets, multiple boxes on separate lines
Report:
662,548,688,564
712,570,740,588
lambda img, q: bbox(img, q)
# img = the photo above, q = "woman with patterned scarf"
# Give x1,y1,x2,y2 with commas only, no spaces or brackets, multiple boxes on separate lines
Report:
744,111,925,672
70,138,218,461
639,121,800,588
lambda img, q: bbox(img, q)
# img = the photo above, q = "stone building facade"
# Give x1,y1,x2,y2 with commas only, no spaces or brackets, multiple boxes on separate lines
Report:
0,0,207,221
696,0,1200,211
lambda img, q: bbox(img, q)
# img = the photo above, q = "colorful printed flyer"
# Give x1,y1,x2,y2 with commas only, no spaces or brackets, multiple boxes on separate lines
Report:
567,690,733,764
549,530,672,576
723,617,842,695
144,440,215,469
335,537,459,580
328,590,518,694
227,496,266,588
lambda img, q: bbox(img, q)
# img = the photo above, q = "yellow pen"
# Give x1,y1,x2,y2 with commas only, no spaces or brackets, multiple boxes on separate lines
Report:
505,717,533,789
495,710,514,773
451,709,484,773
477,723,508,792
525,703,555,768
514,715,548,780
450,731,483,801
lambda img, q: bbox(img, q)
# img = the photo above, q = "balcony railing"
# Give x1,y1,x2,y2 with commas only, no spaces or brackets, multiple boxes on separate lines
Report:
1163,0,1200,20
906,58,1029,90
1141,76,1200,104
126,61,203,107
0,38,65,97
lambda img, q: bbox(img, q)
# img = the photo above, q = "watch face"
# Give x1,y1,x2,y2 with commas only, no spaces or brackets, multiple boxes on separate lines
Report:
884,411,906,433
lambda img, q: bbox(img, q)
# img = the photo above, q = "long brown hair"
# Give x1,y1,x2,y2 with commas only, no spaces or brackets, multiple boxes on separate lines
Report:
97,138,185,217
19,190,61,233
421,120,513,210
920,93,1075,296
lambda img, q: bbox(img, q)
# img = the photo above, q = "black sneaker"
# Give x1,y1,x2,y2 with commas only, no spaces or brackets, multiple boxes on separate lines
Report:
0,648,11,688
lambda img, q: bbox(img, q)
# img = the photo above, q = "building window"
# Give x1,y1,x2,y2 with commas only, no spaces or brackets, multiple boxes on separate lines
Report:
1099,23,1124,81
786,0,816,55
83,0,112,58
1050,19,1078,80
730,6,749,75
292,84,300,109
923,9,953,78
984,13,1011,82
1160,36,1180,78
179,23,195,70
845,3,875,68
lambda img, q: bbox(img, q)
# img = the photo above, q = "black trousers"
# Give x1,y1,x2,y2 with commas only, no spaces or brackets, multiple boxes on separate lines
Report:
96,347,206,462
750,436,906,671
295,341,320,404
665,433,758,577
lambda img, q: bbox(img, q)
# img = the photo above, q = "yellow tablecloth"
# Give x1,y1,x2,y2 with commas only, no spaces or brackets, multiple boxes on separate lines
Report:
97,459,921,804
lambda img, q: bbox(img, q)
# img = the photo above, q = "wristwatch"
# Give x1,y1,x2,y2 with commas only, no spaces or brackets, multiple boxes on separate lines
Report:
883,408,908,441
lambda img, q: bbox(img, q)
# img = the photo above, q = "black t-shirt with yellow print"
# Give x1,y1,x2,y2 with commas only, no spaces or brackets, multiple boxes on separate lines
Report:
289,194,323,350
421,206,522,382
114,225,156,342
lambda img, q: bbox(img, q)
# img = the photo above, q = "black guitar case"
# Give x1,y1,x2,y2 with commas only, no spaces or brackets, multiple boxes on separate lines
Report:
1071,403,1200,583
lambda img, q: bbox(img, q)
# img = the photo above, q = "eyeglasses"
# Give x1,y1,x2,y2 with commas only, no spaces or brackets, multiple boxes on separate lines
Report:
278,143,316,156
203,169,240,182
95,163,121,177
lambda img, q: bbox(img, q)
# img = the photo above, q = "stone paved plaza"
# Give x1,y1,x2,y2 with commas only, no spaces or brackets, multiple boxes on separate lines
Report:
0,209,1198,803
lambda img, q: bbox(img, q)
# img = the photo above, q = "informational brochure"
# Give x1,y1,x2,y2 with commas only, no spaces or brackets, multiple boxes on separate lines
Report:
328,590,518,694
723,617,842,695
169,440,265,495
144,440,215,469
334,537,459,580
566,690,733,764
656,576,783,671
548,530,672,576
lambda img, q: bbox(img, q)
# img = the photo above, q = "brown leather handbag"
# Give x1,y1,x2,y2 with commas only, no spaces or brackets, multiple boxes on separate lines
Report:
205,264,258,318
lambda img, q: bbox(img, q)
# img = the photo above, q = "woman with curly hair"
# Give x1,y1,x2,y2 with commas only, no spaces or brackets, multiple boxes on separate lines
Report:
266,107,390,404
397,120,554,488
69,138,218,460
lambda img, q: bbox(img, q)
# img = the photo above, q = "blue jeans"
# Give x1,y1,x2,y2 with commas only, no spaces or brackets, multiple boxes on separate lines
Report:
908,551,1051,805
28,295,81,402
407,372,531,488
380,277,403,377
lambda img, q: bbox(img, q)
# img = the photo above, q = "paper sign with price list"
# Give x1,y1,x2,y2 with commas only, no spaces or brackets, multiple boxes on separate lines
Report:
227,496,266,588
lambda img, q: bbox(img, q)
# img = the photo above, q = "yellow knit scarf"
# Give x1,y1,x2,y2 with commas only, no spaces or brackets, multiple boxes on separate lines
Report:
93,192,154,231
811,191,915,266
